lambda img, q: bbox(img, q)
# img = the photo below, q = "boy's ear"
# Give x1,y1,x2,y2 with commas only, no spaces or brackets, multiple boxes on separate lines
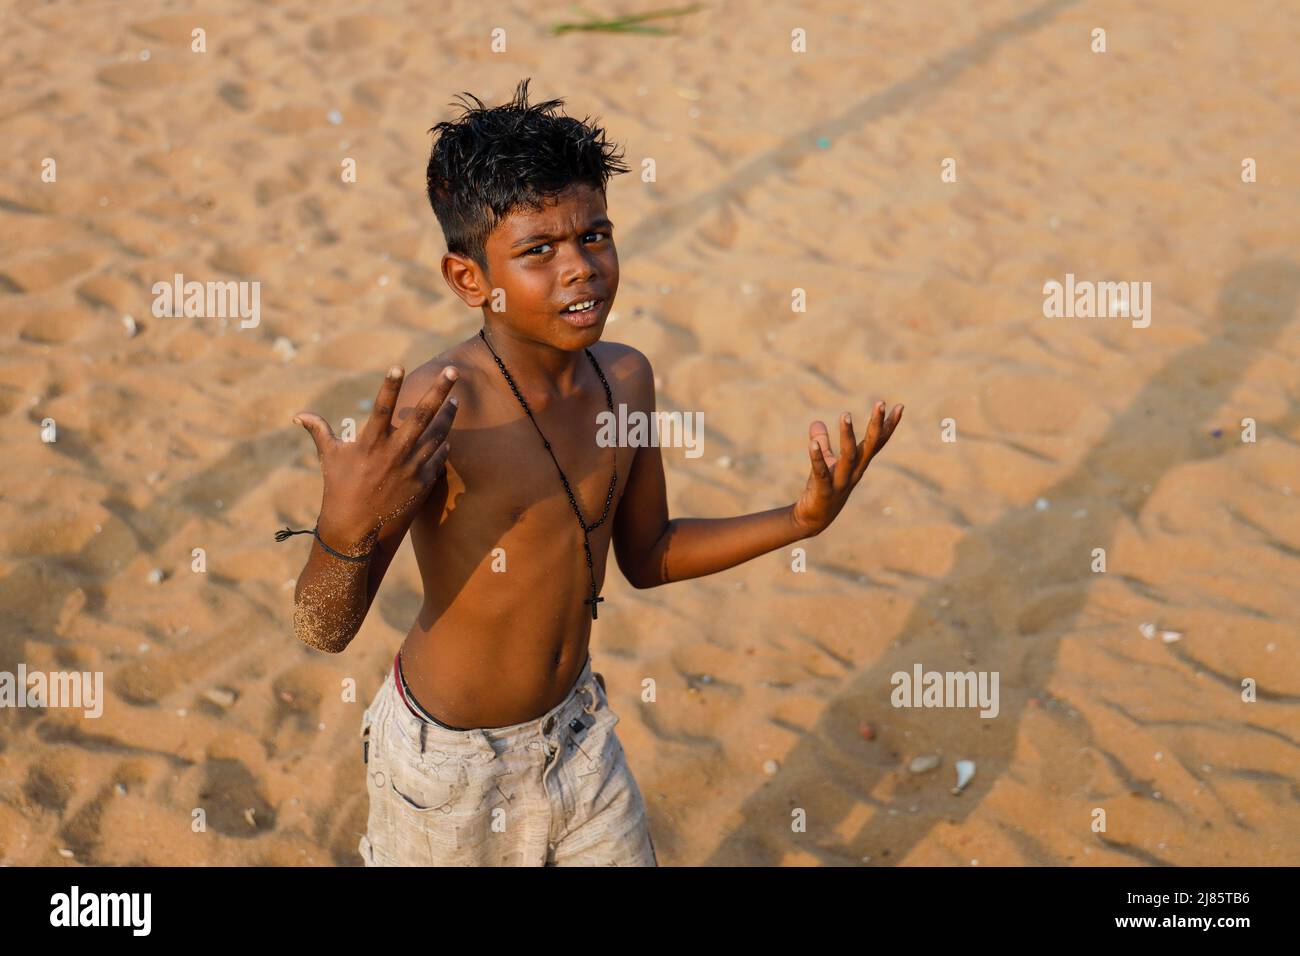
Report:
441,252,491,308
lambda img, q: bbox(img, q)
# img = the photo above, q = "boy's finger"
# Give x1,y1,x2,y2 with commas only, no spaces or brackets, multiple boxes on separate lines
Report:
361,365,405,444
851,402,886,482
399,366,458,452
867,400,885,447
877,404,904,450
293,412,336,456
409,394,458,459
809,420,836,468
418,441,451,483
834,412,857,486
808,439,832,483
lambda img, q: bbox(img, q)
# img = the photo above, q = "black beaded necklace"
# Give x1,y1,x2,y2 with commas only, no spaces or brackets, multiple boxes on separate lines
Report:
478,327,617,620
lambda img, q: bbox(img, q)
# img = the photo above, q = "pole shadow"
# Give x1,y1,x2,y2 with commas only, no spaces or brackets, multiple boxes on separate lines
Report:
704,259,1300,865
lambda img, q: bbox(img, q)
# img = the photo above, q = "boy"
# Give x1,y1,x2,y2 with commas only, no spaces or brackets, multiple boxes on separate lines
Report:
287,79,903,866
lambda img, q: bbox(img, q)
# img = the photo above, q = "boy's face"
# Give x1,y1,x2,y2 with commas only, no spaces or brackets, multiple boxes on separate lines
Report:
458,183,618,350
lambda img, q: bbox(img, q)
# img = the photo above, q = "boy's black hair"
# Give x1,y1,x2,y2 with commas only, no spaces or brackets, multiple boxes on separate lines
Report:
426,78,630,275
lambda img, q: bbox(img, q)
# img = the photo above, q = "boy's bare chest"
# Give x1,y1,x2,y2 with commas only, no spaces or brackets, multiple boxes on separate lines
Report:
494,440,622,515
439,391,634,540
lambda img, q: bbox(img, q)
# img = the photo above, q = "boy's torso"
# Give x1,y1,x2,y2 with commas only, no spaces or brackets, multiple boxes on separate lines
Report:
394,335,647,729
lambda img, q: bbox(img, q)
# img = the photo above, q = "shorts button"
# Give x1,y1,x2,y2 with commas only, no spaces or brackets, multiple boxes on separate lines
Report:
373,771,385,788
529,741,541,750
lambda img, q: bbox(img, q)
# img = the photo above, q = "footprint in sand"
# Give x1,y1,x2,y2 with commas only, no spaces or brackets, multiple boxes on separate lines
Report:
256,104,332,136
0,250,100,294
96,59,189,91
129,14,233,45
17,306,85,345
76,273,142,315
307,15,398,53
218,80,257,112
197,758,277,837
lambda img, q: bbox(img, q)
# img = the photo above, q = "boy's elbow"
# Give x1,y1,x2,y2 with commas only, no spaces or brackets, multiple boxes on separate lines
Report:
293,605,358,654
294,624,352,654
627,559,665,590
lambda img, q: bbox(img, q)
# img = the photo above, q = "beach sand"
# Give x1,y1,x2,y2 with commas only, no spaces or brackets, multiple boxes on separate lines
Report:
1,0,1297,865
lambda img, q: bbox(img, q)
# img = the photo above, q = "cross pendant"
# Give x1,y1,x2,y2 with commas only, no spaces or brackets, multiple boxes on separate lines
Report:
585,594,605,620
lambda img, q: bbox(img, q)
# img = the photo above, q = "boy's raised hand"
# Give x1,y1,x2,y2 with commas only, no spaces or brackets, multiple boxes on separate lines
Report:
293,365,459,550
792,400,904,537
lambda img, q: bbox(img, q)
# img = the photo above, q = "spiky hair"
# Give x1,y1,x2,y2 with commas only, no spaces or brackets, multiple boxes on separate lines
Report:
425,78,629,273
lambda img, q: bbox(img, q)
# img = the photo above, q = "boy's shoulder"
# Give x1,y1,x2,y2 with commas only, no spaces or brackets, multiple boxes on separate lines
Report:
589,340,654,398
391,337,492,416
570,340,656,414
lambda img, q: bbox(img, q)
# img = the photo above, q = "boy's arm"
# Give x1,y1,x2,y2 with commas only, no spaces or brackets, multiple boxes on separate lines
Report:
612,351,903,589
290,510,407,655
290,364,459,653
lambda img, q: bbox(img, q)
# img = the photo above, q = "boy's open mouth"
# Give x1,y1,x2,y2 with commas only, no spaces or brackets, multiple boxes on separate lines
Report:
559,297,604,327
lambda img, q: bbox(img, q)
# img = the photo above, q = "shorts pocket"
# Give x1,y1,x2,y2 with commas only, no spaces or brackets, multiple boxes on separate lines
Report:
388,755,465,814
384,752,493,863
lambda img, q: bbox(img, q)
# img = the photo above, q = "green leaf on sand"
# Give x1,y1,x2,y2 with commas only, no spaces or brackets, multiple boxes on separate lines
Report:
552,3,704,36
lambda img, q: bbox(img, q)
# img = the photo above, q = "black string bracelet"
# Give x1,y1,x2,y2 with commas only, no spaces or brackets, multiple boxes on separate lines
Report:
275,526,372,564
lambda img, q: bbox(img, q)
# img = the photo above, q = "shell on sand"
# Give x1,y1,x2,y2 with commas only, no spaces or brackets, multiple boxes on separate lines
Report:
952,760,976,794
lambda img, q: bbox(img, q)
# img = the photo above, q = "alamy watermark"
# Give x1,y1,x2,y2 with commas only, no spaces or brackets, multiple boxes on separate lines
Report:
49,886,150,935
1043,273,1151,328
596,403,703,458
151,272,260,328
891,663,999,718
0,664,104,718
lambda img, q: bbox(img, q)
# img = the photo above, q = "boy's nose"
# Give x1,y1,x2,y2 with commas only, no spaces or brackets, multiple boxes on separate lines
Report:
558,248,599,283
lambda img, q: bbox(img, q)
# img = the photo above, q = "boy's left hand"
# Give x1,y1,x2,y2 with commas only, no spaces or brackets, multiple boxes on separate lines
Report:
793,400,904,536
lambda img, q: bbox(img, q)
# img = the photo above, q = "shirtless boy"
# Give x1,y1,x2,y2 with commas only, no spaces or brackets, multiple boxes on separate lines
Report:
288,79,904,866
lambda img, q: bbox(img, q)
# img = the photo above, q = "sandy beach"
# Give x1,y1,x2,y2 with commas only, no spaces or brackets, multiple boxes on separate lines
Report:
1,0,1297,866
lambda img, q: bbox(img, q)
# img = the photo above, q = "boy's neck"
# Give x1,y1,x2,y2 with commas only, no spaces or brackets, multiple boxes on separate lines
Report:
479,321,592,405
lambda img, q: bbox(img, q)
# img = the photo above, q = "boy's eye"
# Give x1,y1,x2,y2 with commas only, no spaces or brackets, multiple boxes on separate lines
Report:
524,233,608,256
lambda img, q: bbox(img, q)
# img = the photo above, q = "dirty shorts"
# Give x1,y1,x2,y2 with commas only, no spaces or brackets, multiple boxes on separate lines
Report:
357,653,658,866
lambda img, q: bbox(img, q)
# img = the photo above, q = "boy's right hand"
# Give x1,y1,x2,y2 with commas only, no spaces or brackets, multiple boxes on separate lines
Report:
293,365,459,551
